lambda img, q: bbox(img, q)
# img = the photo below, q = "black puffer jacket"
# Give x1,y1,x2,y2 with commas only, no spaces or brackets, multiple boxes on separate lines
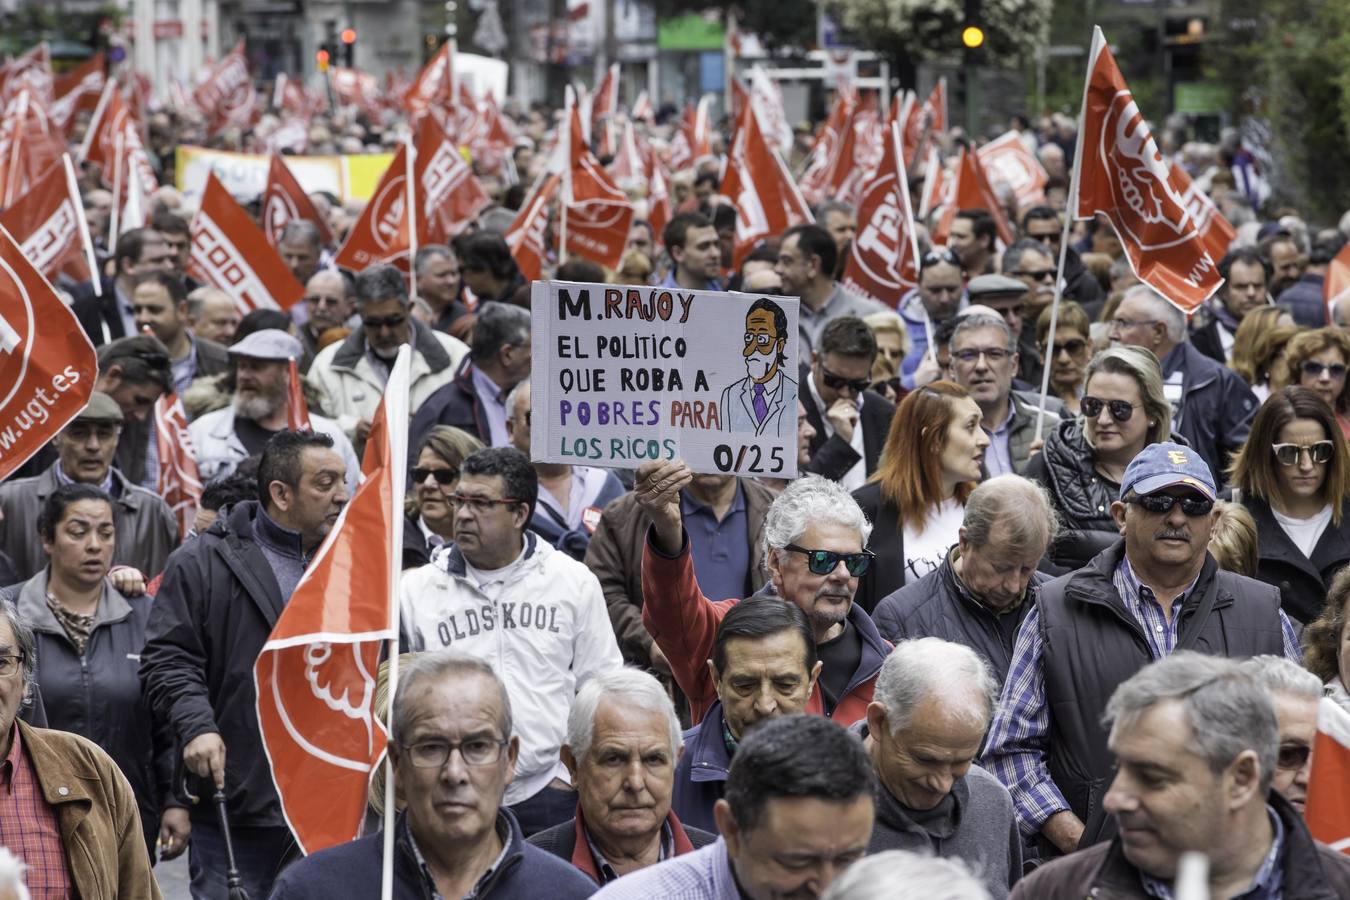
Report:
1023,418,1120,570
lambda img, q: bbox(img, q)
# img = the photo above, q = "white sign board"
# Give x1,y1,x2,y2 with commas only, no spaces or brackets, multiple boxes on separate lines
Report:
531,281,801,478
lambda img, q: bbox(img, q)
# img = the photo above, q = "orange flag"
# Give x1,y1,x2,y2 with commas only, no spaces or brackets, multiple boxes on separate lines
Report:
978,130,1049,210
1074,26,1223,313
189,171,305,312
564,90,634,270
932,146,1015,247
1305,698,1350,854
286,358,311,432
0,221,97,481
1168,162,1237,264
262,153,334,249
154,393,203,539
403,40,453,121
0,157,89,283
254,347,409,855
333,143,412,273
842,121,920,308
720,103,813,269
505,173,559,282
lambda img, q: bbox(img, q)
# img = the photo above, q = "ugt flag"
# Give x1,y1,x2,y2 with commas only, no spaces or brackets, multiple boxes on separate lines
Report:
154,393,203,539
1306,697,1350,854
255,346,410,854
842,120,921,307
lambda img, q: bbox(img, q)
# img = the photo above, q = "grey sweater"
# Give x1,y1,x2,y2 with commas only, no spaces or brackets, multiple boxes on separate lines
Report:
854,723,1022,899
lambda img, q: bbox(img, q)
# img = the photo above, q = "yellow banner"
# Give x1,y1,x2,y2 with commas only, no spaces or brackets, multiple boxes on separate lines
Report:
175,146,396,205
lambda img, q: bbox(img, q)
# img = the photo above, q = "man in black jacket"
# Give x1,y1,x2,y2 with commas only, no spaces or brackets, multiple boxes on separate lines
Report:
800,316,895,488
69,228,177,348
871,475,1057,686
1022,207,1105,318
983,443,1300,860
139,430,350,899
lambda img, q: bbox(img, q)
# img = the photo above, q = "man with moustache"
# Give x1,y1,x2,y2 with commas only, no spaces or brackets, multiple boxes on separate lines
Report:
1240,656,1321,816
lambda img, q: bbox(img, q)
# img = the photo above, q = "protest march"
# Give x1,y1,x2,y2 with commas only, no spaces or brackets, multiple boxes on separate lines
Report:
3,12,1350,900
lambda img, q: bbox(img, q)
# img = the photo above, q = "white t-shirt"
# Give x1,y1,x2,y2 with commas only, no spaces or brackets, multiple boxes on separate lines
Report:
902,497,965,585
1272,504,1334,559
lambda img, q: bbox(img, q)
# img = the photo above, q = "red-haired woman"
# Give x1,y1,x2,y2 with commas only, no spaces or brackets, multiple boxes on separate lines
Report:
851,381,989,612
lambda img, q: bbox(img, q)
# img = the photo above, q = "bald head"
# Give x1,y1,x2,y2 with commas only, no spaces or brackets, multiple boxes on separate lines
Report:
305,269,354,334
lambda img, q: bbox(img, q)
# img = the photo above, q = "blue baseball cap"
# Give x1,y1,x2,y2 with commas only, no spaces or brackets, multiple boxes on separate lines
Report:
1120,442,1216,502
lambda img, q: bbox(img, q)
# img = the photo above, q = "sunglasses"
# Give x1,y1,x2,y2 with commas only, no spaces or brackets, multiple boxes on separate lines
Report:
1277,741,1311,772
1081,396,1140,422
784,543,875,577
411,466,459,485
1014,268,1057,282
820,367,871,395
1272,441,1334,467
362,314,408,331
921,247,961,269
1302,361,1348,379
1045,338,1088,357
1130,492,1215,517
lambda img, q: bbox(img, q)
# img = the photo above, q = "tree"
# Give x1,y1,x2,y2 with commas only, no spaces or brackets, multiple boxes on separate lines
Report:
834,0,1050,66
647,0,819,51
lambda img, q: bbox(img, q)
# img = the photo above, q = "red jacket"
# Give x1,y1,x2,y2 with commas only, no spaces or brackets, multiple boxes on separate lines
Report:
640,528,888,725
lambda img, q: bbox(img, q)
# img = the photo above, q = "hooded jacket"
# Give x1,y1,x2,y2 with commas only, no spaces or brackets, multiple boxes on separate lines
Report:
399,533,623,806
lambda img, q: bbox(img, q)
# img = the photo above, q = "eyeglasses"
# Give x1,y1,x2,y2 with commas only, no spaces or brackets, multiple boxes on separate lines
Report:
783,543,876,577
448,493,524,513
1302,360,1348,380
1129,492,1215,517
362,314,408,331
820,367,871,395
411,466,459,486
402,737,509,768
1272,441,1335,467
1044,338,1088,357
1014,268,1057,282
0,654,23,678
1080,396,1140,422
1108,317,1160,331
1276,741,1311,772
951,347,1014,366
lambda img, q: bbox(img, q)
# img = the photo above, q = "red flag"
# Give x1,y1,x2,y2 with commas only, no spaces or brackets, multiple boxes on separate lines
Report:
730,76,750,126
0,159,88,283
154,393,202,539
403,41,454,120
505,173,559,282
1305,698,1350,855
416,115,491,245
842,121,920,307
255,348,409,855
591,63,619,135
1325,239,1350,324
262,154,334,249
189,171,304,312
287,358,312,432
799,86,855,206
720,104,813,269
330,68,380,116
1169,162,1237,264
647,162,671,249
902,80,946,170
0,220,97,481
50,54,105,135
978,130,1049,210
2,43,53,108
333,144,412,272
564,91,634,270
194,41,257,137
607,118,645,192
632,90,654,123
79,80,157,216
918,145,947,222
0,88,66,209
1074,27,1222,312
933,146,1015,247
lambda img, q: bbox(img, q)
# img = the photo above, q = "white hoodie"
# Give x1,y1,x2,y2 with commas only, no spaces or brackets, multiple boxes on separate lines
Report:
399,532,623,805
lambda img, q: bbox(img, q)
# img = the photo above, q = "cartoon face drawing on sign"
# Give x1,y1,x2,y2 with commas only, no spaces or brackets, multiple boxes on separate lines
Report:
720,298,796,437
1100,89,1194,250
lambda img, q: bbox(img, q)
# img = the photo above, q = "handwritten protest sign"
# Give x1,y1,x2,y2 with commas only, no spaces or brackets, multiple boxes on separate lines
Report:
531,280,800,478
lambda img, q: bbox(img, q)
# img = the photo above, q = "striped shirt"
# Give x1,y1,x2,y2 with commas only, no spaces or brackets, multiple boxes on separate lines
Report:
0,725,73,897
983,558,1302,837
592,838,739,900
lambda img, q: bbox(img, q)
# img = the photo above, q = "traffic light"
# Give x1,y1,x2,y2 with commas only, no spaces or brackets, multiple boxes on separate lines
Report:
340,28,356,67
315,48,330,72
961,25,985,49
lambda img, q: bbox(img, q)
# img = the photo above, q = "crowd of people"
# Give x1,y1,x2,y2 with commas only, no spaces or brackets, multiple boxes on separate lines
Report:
2,56,1350,900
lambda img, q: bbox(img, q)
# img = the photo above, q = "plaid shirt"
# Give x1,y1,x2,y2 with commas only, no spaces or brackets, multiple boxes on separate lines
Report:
984,558,1302,837
592,838,739,899
0,724,73,897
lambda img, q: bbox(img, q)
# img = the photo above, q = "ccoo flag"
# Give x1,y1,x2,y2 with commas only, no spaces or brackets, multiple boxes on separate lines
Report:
1073,27,1223,313
154,393,203,539
189,171,305,312
255,346,410,855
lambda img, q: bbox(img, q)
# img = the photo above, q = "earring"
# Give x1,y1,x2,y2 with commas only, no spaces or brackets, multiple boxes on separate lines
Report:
1148,420,1156,428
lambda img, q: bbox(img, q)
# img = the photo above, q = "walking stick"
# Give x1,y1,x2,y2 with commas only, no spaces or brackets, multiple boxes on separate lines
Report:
213,787,252,900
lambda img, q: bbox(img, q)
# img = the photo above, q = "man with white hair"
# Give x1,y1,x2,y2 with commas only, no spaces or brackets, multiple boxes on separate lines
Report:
528,669,717,884
822,851,991,900
859,638,1020,898
1240,656,1321,815
635,464,890,726
1109,283,1257,483
1010,653,1350,898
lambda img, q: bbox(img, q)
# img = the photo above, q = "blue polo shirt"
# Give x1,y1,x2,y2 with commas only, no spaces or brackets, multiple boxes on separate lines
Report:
681,483,750,601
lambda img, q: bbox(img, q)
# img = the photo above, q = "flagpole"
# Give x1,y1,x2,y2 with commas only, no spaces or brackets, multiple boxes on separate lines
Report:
109,131,125,247
64,153,103,297
560,90,572,267
1034,27,1098,444
404,131,419,300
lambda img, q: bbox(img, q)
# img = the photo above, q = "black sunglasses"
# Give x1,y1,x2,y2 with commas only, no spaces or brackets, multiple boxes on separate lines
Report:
784,543,875,577
1277,741,1311,772
1081,396,1140,423
1014,268,1057,282
1130,492,1214,517
820,366,871,395
1044,338,1088,357
1302,361,1348,380
362,314,408,330
411,466,459,486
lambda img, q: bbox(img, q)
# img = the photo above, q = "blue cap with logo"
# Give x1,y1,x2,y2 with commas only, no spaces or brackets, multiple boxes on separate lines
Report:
1120,441,1217,502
